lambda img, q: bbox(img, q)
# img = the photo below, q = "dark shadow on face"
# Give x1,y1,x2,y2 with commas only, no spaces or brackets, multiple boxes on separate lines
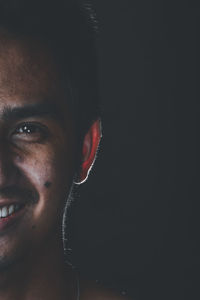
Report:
0,30,77,269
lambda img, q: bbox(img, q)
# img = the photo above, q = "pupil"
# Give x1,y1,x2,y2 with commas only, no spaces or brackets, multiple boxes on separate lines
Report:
22,125,35,133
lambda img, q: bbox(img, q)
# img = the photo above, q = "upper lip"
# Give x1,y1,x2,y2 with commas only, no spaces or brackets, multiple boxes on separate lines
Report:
0,198,27,208
0,186,37,207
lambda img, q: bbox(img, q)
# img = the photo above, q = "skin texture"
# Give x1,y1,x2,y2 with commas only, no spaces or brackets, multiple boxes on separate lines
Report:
0,31,126,300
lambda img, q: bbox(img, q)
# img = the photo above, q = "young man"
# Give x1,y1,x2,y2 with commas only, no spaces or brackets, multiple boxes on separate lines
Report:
0,0,129,299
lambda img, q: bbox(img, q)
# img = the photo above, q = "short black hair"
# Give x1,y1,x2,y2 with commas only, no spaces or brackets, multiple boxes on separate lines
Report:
0,0,100,140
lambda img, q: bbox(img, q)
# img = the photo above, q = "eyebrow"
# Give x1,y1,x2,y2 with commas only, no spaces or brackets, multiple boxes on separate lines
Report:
1,102,65,124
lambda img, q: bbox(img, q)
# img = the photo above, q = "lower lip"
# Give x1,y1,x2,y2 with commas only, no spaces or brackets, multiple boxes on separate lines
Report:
0,205,27,232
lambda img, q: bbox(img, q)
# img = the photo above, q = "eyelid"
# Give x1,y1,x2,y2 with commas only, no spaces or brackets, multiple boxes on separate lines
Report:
13,121,48,133
10,121,50,142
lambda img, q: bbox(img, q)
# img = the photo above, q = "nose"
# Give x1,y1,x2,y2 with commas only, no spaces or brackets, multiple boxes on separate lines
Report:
0,141,19,188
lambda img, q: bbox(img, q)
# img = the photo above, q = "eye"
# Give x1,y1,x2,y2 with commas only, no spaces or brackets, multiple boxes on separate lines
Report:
17,124,40,134
11,122,48,142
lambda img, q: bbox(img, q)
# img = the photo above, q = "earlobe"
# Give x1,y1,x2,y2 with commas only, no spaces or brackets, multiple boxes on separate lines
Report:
75,119,101,184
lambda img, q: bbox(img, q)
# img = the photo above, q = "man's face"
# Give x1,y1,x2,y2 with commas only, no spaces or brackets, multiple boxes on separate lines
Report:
0,31,76,267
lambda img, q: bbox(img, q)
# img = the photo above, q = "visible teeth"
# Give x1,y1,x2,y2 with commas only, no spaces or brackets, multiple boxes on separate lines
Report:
0,204,22,219
1,207,8,218
8,205,14,216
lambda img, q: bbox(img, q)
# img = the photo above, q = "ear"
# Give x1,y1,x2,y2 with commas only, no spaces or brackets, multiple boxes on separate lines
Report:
75,119,102,184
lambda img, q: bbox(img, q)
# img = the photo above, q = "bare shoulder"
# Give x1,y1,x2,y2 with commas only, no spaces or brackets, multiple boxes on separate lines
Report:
80,278,132,300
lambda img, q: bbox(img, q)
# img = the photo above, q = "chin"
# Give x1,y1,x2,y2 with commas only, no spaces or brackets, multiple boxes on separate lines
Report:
0,234,31,274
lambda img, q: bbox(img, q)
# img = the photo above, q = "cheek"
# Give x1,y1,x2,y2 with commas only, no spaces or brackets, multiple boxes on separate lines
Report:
44,181,52,188
13,144,74,215
14,143,73,184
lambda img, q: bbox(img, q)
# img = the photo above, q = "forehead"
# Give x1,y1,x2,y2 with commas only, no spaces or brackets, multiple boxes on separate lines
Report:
0,30,67,109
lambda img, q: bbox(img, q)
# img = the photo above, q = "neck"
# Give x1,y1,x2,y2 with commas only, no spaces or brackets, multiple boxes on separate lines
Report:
0,232,75,300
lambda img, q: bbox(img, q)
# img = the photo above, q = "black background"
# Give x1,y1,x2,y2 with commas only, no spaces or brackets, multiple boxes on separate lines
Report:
68,1,199,299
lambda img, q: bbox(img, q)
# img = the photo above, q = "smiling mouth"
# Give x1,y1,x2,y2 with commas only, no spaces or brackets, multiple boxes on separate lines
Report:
0,203,26,219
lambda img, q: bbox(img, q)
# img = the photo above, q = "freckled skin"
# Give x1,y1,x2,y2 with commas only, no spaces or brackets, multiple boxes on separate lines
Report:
0,31,124,300
0,37,75,255
44,181,52,188
0,31,78,299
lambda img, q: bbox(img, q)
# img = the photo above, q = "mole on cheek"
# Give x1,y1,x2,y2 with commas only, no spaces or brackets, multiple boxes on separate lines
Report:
44,181,52,188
